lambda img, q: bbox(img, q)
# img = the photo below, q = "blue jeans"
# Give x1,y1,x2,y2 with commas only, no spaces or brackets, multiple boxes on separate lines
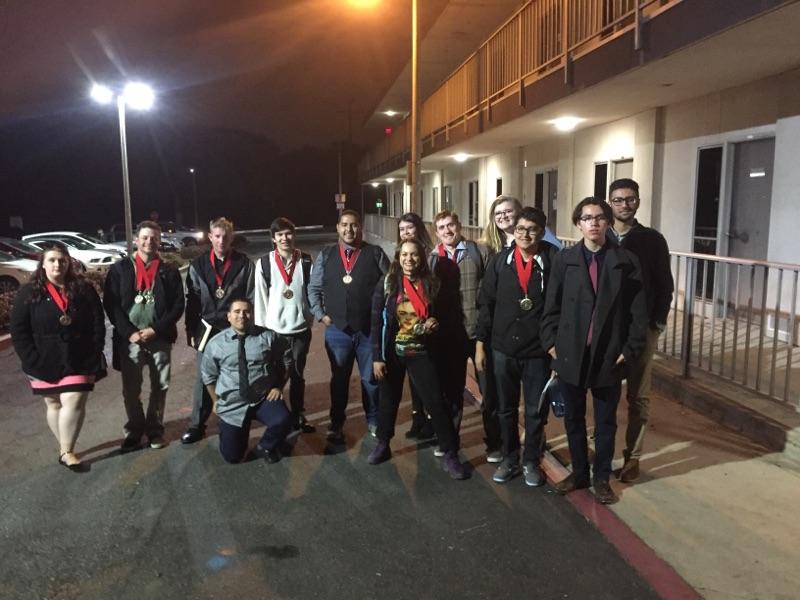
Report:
324,325,378,430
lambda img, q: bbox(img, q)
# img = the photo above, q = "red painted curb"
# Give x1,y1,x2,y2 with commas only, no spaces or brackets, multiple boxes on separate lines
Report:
0,334,11,352
464,374,700,600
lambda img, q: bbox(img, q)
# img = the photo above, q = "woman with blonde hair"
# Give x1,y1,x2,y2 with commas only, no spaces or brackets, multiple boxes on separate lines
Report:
482,196,523,254
10,241,106,471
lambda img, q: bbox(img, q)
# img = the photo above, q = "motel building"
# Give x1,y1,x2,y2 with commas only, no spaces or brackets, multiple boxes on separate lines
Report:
359,0,800,421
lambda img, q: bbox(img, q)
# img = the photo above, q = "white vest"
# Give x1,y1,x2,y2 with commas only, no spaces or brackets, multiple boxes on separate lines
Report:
254,251,312,334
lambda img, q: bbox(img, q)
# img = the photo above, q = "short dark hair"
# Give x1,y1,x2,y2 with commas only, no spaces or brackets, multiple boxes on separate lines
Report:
228,297,252,311
572,197,613,225
136,220,161,235
516,206,546,229
609,178,639,197
338,209,361,224
270,217,296,237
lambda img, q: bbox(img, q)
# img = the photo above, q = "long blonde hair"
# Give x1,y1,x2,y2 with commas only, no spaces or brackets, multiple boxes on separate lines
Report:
481,196,522,254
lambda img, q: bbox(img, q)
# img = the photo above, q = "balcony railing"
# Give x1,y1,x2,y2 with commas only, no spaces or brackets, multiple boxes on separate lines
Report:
366,214,800,408
361,0,679,177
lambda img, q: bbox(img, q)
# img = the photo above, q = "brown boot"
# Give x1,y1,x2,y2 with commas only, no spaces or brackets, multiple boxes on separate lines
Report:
619,458,640,483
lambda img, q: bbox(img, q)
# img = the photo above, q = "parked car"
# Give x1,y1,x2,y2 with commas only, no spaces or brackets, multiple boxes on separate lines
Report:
25,238,119,273
108,223,202,249
0,237,43,261
0,250,36,293
23,231,128,258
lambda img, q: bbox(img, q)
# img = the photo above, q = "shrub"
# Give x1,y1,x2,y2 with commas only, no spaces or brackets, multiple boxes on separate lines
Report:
0,291,13,332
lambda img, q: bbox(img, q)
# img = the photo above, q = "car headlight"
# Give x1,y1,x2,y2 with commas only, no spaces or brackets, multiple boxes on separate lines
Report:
194,232,204,240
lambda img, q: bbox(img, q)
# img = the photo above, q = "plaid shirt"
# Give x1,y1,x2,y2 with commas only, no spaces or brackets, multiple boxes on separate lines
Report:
430,240,489,339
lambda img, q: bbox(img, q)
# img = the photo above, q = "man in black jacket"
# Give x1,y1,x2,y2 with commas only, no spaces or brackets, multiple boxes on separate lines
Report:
541,198,648,504
104,221,185,451
608,178,674,483
476,207,558,487
182,217,255,444
308,209,389,443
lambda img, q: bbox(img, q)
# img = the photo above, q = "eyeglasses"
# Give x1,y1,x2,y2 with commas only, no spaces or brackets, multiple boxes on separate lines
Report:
609,196,638,206
579,215,609,224
494,209,515,218
514,226,540,236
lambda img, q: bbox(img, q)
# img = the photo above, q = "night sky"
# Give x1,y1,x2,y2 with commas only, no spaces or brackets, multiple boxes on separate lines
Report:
0,0,448,233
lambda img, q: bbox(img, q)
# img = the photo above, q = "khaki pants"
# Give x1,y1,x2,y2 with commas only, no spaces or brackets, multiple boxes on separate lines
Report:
121,339,172,439
623,327,661,461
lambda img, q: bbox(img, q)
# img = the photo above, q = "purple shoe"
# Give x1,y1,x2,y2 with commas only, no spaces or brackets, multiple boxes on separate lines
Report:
368,441,392,465
442,451,469,480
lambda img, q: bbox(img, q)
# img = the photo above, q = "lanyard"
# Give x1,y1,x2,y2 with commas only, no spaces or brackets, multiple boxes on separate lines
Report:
45,281,68,313
514,246,535,296
402,276,428,320
273,250,298,286
338,242,361,275
210,249,231,287
135,255,160,292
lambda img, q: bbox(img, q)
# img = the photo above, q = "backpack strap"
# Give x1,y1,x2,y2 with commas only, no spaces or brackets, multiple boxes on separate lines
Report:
260,254,271,288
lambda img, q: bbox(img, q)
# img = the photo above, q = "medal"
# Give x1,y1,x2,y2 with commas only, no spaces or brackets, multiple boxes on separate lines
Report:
338,243,361,286
134,294,144,304
210,249,232,301
134,254,160,307
46,282,71,327
514,246,537,312
144,291,155,304
519,297,533,311
274,251,299,300
342,275,353,284
412,321,426,336
283,289,294,299
59,314,72,326
215,287,225,299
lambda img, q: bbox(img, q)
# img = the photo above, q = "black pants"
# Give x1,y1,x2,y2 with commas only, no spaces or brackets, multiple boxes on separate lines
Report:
277,329,311,423
377,352,459,453
559,379,621,483
493,351,551,465
217,399,291,464
437,338,502,451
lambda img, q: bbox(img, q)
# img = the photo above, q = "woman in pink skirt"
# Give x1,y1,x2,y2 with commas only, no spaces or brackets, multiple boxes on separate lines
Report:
10,241,106,471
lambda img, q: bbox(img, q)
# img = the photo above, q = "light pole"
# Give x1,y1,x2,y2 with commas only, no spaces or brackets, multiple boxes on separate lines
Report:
408,0,420,214
90,81,155,255
189,168,199,228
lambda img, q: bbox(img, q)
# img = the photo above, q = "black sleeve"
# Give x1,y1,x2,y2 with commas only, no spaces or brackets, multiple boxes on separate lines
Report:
185,263,201,337
152,266,186,339
622,253,649,362
370,277,387,360
85,284,106,355
9,286,39,370
652,233,674,326
103,264,137,341
476,254,500,343
541,251,565,352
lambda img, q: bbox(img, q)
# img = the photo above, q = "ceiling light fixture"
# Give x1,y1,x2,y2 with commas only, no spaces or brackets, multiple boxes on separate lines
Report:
549,116,583,132
453,153,469,163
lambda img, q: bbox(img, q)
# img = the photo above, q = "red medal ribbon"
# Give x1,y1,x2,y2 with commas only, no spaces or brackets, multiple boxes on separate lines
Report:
45,281,68,313
273,250,298,286
135,254,160,292
513,246,535,297
338,242,361,275
437,243,460,262
402,276,429,320
209,249,232,288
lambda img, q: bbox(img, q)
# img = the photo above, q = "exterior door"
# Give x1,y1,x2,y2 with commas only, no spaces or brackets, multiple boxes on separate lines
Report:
727,138,774,261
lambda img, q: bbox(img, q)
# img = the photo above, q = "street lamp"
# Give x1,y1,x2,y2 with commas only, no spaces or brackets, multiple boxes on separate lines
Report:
189,168,199,228
90,81,155,255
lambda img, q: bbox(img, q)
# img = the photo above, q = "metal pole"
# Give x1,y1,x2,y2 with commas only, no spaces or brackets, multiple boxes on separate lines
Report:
117,95,134,255
191,170,199,229
408,0,420,213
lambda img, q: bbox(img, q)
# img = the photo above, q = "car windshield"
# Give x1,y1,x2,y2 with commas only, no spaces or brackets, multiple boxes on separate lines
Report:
1,238,40,253
80,233,105,244
0,250,16,262
58,237,94,250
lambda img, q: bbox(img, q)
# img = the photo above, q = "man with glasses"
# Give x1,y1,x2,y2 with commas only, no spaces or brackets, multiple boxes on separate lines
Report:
542,197,648,504
607,178,674,483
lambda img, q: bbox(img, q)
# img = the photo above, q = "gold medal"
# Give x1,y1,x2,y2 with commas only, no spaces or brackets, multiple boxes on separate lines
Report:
519,297,533,311
215,287,225,299
283,289,294,299
342,274,353,284
134,293,144,304
412,321,426,336
144,291,155,304
59,313,72,326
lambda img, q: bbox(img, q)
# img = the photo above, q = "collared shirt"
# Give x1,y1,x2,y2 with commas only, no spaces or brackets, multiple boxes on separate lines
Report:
443,239,467,263
581,242,607,277
200,326,291,427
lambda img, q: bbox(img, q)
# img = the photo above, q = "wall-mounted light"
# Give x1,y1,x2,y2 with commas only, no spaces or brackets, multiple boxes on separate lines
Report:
386,177,395,183
549,116,583,132
453,153,469,163
749,168,766,178
383,110,398,117
371,182,380,188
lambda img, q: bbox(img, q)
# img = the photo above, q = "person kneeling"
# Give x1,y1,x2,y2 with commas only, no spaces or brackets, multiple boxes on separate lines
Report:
368,239,468,480
201,298,293,464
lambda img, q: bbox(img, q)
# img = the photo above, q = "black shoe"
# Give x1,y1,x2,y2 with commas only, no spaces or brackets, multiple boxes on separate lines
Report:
367,441,391,465
58,452,89,473
181,427,204,445
554,473,590,495
265,448,282,464
120,436,142,454
416,421,436,443
293,415,316,434
593,480,618,504
326,428,345,445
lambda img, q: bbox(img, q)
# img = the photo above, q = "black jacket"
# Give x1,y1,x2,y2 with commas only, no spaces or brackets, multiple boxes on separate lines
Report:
476,242,558,358
185,249,255,345
10,282,106,382
616,221,674,327
103,257,185,368
541,241,648,388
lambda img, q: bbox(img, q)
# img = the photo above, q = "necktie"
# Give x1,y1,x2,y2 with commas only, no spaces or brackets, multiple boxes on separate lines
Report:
586,253,598,346
345,248,354,261
238,335,250,400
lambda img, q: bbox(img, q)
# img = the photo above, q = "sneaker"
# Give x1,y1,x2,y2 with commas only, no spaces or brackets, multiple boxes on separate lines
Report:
442,451,469,480
181,427,204,445
433,446,445,457
326,428,345,445
148,436,167,450
619,459,640,483
120,436,142,454
522,462,545,487
367,441,392,465
367,422,378,438
486,449,503,464
492,461,521,483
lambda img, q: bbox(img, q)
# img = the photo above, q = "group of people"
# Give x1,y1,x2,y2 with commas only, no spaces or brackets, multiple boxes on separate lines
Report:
9,177,673,504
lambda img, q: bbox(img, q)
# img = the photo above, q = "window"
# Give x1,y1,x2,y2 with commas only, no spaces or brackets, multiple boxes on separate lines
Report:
496,178,503,196
443,186,453,212
468,180,479,226
419,189,424,218
534,173,544,210
594,163,608,200
432,187,439,215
